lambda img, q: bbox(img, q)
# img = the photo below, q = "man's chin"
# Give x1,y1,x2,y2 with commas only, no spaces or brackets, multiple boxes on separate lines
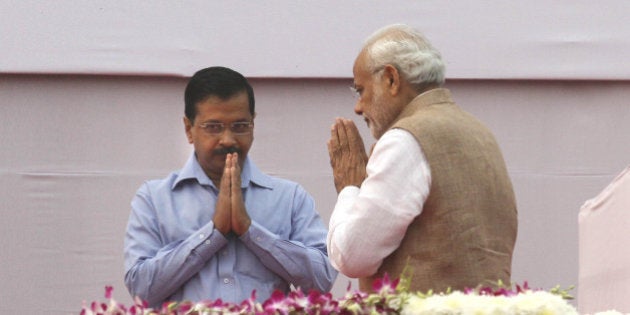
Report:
369,126,382,139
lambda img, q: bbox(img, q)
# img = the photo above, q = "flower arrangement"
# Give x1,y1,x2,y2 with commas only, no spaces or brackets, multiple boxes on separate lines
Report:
80,274,403,315
79,276,619,315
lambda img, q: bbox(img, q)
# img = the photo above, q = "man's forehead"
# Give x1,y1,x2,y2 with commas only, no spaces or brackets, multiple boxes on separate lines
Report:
352,52,365,71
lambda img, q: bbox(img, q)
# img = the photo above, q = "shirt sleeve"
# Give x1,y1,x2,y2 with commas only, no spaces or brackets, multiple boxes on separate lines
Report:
123,183,229,307
239,185,338,293
327,128,431,278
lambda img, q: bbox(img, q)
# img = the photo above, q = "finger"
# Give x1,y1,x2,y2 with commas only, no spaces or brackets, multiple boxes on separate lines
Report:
214,154,232,235
226,152,233,169
329,119,341,150
327,139,334,159
231,153,241,189
335,118,350,152
229,152,249,235
220,154,231,193
342,119,366,154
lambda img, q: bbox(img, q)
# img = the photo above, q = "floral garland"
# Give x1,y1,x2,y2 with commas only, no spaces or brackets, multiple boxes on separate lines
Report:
78,276,623,315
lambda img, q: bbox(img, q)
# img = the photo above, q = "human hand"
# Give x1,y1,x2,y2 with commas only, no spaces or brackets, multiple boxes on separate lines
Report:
327,118,368,193
228,153,251,236
213,154,233,235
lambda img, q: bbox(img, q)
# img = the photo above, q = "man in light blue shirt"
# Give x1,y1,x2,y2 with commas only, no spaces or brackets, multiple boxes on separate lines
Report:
124,66,337,308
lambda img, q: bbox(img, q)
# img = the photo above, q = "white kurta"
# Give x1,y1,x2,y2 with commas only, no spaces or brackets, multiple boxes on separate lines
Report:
327,128,432,278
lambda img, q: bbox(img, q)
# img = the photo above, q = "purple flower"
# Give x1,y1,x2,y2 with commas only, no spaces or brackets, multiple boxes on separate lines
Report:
79,278,569,315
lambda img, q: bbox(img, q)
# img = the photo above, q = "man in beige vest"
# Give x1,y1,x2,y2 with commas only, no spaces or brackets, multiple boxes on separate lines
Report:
326,24,517,294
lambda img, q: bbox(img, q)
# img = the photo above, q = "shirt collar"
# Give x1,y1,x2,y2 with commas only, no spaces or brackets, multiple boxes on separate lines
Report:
172,152,273,190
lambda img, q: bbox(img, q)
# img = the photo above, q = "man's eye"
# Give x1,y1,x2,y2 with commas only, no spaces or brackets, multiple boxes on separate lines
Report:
232,123,250,133
205,124,223,133
232,122,253,134
350,85,363,99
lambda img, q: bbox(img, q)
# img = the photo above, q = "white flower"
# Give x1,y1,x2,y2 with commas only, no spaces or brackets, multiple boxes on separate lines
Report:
401,291,578,315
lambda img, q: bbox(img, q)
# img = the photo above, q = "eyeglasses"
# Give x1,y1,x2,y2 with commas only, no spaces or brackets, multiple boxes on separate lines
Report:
197,121,254,135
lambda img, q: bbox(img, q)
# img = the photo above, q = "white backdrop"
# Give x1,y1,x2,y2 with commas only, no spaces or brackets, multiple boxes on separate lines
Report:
2,1,629,79
1,1,629,314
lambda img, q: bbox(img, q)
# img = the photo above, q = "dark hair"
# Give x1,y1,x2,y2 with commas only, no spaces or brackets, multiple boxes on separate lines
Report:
184,66,255,123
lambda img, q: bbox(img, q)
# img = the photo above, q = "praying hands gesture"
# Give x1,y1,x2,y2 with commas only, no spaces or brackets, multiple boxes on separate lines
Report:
327,118,369,193
213,153,251,236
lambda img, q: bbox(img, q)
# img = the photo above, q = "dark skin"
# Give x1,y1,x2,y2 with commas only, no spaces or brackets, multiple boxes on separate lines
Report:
213,152,251,236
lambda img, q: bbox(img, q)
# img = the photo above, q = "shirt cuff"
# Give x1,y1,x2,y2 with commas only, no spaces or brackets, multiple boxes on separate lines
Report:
239,220,276,251
339,185,360,199
190,221,229,261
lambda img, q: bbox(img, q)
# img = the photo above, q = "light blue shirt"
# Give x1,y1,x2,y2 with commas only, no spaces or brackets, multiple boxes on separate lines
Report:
124,153,337,308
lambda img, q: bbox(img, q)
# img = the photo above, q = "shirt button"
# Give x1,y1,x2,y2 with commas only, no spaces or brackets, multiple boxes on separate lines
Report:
256,236,262,241
199,234,205,239
223,278,230,284
204,240,211,245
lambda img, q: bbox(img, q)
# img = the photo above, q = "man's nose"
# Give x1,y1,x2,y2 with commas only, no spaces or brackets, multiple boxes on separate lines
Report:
354,101,363,115
218,129,237,146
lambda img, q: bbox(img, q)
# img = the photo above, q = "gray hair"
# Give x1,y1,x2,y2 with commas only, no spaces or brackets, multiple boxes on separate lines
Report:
364,24,445,91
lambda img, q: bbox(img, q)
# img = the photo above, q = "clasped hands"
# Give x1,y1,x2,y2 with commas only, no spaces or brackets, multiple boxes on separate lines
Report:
327,118,369,193
213,153,251,236
213,118,366,235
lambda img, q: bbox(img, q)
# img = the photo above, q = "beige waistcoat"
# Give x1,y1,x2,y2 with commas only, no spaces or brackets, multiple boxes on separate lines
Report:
359,88,518,294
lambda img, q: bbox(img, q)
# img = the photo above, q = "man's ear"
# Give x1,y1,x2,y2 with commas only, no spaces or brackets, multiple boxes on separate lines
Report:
183,116,193,144
382,64,401,96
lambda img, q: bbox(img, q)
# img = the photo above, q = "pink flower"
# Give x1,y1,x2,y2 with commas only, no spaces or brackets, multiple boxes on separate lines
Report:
105,286,114,299
372,273,399,295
